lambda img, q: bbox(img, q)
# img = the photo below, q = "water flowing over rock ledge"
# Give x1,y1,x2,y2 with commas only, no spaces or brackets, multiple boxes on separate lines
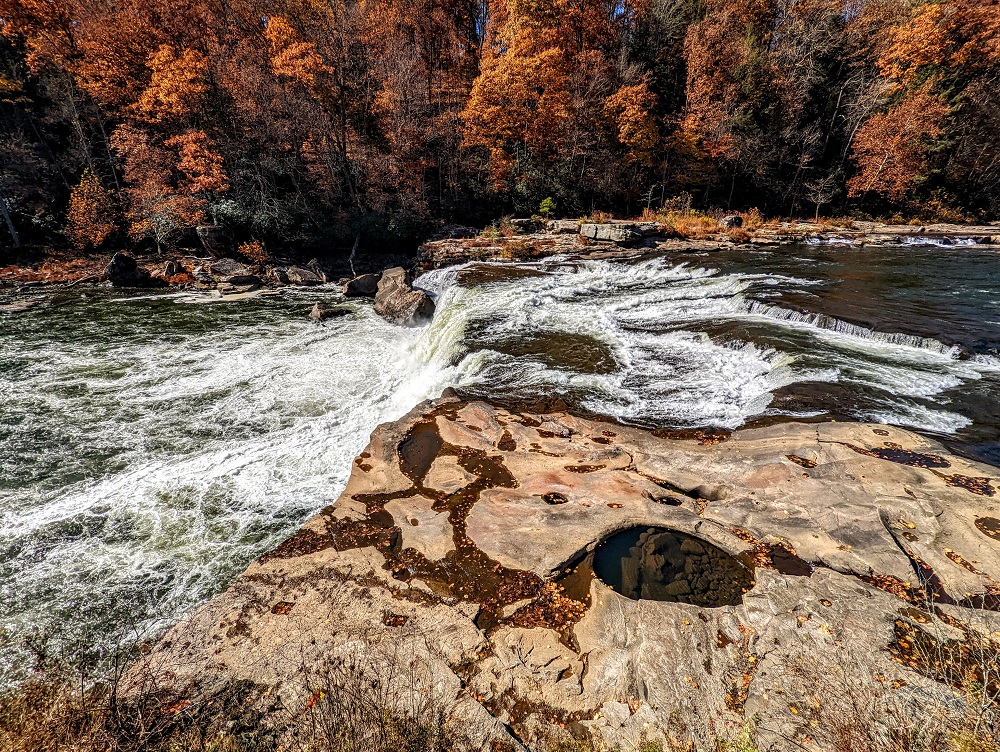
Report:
134,396,1000,750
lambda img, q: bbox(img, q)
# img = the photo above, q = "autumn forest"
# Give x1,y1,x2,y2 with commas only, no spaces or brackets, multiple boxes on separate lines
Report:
0,0,998,254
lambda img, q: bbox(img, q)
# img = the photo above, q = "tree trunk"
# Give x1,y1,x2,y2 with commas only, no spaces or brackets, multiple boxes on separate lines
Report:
0,187,21,248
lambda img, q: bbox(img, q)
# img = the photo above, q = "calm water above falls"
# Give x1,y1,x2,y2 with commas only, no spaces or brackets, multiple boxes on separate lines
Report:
1,243,999,683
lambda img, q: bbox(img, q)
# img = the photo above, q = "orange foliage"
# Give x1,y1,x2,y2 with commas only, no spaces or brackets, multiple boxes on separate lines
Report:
848,86,949,201
264,16,330,90
134,45,209,121
603,80,658,165
165,130,229,195
66,170,116,249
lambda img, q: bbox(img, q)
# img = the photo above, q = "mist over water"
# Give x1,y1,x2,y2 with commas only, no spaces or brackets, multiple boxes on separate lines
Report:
2,243,999,683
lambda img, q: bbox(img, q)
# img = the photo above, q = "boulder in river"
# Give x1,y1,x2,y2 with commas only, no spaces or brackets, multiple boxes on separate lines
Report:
342,273,379,298
309,303,350,322
284,266,324,286
135,397,1000,750
374,266,435,325
0,299,40,314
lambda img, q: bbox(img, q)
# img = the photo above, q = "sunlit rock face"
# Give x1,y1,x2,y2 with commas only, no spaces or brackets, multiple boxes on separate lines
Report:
136,396,1000,751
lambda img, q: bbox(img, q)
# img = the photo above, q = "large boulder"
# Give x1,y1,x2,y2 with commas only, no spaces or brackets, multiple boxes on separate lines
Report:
209,258,250,279
578,222,658,245
342,273,379,298
374,267,435,325
196,225,232,257
285,266,324,286
104,253,158,287
720,214,743,229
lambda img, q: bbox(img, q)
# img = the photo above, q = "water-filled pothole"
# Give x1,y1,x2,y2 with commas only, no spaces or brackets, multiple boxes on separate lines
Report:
592,527,754,606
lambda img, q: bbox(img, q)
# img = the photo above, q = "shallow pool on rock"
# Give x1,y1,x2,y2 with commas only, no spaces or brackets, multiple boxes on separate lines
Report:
592,527,754,606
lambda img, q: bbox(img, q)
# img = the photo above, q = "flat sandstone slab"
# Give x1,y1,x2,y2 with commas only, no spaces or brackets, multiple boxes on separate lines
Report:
136,397,1000,750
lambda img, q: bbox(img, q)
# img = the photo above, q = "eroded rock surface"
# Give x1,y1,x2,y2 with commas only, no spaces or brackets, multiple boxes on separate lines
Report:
137,398,1000,750
374,266,435,325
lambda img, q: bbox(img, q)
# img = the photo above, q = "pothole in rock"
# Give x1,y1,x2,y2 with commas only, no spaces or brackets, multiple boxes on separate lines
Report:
591,527,755,606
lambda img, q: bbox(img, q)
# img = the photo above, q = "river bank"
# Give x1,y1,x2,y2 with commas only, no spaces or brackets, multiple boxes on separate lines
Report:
2,220,998,294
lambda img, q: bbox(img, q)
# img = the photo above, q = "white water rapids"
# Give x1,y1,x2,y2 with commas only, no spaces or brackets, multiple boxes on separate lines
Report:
1,251,998,682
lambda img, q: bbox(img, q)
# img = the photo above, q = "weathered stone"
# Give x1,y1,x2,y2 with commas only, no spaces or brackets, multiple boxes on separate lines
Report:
196,225,232,256
720,214,743,229
0,299,40,313
221,274,263,288
374,267,435,325
162,260,180,277
209,258,250,278
546,219,581,234
342,273,379,298
104,252,158,287
308,303,349,321
284,266,325,286
134,398,1000,751
578,223,645,244
217,283,258,296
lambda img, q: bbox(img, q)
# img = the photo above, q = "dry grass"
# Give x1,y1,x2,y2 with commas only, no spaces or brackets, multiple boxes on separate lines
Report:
3,608,998,752
640,206,723,238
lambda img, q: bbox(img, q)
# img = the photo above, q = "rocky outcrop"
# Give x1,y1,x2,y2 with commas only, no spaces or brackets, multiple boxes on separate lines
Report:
342,273,379,298
374,266,435,325
720,214,743,229
284,265,325,286
104,253,159,287
578,222,660,245
196,225,232,256
308,302,349,321
138,398,1000,751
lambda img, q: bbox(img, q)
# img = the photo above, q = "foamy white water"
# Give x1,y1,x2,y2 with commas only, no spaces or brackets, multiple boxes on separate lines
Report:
2,245,998,683
0,291,460,683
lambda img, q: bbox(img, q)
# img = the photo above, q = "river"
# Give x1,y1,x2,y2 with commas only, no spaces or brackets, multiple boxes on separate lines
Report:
2,242,999,683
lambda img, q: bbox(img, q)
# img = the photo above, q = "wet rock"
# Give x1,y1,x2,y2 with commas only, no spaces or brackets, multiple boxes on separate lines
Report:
190,265,216,288
218,283,259,296
0,299,40,314
305,258,328,283
309,303,350,322
285,266,324,286
374,267,435,326
104,253,158,287
343,273,379,298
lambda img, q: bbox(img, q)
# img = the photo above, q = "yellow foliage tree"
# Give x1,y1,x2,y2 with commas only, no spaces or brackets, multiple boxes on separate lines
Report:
66,170,116,249
264,16,331,90
134,45,209,121
603,80,658,166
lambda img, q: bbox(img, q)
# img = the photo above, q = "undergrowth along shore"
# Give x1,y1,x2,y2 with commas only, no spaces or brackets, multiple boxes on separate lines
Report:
2,613,997,752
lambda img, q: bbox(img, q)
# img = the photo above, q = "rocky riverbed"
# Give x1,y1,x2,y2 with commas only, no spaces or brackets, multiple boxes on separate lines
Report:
133,395,1000,750
4,220,998,291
